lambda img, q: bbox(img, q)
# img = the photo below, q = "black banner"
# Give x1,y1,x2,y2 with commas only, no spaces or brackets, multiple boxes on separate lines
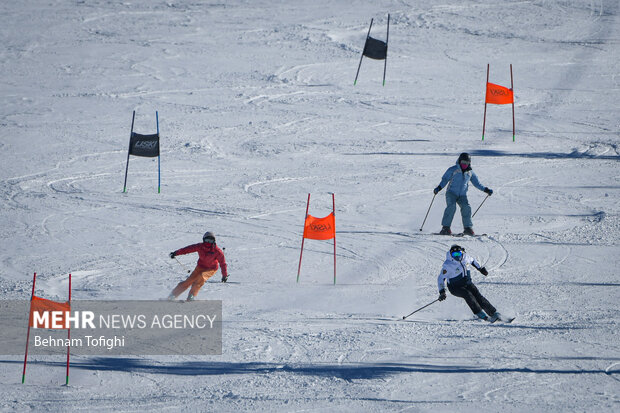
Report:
363,36,387,60
129,132,160,157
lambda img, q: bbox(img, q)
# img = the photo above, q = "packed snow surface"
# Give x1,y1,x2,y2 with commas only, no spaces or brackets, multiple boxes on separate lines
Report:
1,0,619,411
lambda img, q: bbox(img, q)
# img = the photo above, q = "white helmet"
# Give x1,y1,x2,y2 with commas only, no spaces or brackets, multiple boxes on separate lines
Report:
203,231,216,244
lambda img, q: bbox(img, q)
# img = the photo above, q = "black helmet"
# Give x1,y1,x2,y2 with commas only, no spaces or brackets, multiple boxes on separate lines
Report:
449,244,465,261
457,153,471,163
203,231,216,244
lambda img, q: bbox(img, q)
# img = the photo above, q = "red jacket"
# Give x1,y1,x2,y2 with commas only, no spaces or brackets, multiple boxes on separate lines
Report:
174,243,228,276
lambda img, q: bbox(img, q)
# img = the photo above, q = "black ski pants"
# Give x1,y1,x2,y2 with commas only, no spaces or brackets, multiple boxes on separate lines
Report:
448,278,496,316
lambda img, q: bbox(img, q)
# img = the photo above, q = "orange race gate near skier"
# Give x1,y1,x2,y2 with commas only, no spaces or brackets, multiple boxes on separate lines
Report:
22,272,72,385
482,64,516,141
297,193,337,284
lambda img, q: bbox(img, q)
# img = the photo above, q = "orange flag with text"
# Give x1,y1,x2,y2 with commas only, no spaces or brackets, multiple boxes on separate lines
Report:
485,82,514,105
29,296,71,329
23,272,72,385
303,213,336,240
297,193,337,284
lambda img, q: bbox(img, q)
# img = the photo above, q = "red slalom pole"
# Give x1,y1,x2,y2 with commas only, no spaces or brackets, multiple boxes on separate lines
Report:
22,272,37,384
297,194,311,283
66,273,71,385
510,64,515,142
482,64,489,141
332,193,336,285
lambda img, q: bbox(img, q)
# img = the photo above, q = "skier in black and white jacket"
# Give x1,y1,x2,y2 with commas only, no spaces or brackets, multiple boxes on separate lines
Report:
437,244,502,322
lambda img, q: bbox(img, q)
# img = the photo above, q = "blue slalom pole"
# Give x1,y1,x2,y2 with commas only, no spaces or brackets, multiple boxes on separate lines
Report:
156,111,160,193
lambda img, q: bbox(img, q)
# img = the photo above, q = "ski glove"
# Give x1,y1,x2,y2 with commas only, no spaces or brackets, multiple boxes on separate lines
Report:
479,267,489,276
433,185,442,195
484,187,493,196
438,289,447,301
221,276,228,283
169,252,176,259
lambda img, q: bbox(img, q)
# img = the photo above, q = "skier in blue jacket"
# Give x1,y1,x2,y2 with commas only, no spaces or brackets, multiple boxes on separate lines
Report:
434,153,493,235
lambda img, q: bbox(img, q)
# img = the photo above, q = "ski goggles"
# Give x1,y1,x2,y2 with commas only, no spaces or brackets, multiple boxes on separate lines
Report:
450,250,463,259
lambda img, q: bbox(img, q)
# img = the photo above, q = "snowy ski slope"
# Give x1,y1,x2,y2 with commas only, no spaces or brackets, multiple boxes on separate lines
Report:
0,0,618,411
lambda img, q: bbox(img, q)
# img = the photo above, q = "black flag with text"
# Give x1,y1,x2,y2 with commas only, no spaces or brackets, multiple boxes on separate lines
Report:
123,111,161,193
129,133,160,158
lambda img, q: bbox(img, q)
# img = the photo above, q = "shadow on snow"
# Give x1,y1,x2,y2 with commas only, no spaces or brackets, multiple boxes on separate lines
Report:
3,359,618,380
344,149,620,161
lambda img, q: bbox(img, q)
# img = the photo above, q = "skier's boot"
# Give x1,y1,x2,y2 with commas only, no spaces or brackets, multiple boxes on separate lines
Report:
463,227,475,236
475,311,488,321
186,294,195,302
487,312,502,323
439,226,452,235
167,293,176,301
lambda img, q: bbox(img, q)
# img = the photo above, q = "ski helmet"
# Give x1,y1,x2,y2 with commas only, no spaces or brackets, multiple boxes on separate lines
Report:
203,231,216,244
457,153,471,164
449,244,464,261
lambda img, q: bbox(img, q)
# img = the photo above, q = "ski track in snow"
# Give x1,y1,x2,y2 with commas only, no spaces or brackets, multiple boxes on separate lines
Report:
1,0,619,411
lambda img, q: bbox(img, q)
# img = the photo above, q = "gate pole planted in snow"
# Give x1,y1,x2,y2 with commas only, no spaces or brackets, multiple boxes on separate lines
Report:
482,64,489,141
297,193,311,283
123,111,135,192
156,111,161,193
354,18,373,85
332,193,336,285
511,64,515,142
66,273,71,385
383,14,390,86
21,272,37,384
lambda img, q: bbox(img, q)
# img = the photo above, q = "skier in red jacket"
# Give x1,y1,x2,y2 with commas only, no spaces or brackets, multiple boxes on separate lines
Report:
168,231,228,301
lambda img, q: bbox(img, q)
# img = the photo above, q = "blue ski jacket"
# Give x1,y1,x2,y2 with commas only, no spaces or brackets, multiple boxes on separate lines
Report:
438,162,486,197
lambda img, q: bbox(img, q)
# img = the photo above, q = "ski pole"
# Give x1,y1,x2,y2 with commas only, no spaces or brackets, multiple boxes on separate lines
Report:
174,257,191,274
472,195,490,218
419,193,436,231
402,299,439,320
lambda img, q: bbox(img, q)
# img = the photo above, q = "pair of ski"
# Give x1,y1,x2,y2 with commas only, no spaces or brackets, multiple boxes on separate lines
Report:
402,315,515,324
486,315,515,324
432,232,488,238
164,280,238,302
401,300,515,323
